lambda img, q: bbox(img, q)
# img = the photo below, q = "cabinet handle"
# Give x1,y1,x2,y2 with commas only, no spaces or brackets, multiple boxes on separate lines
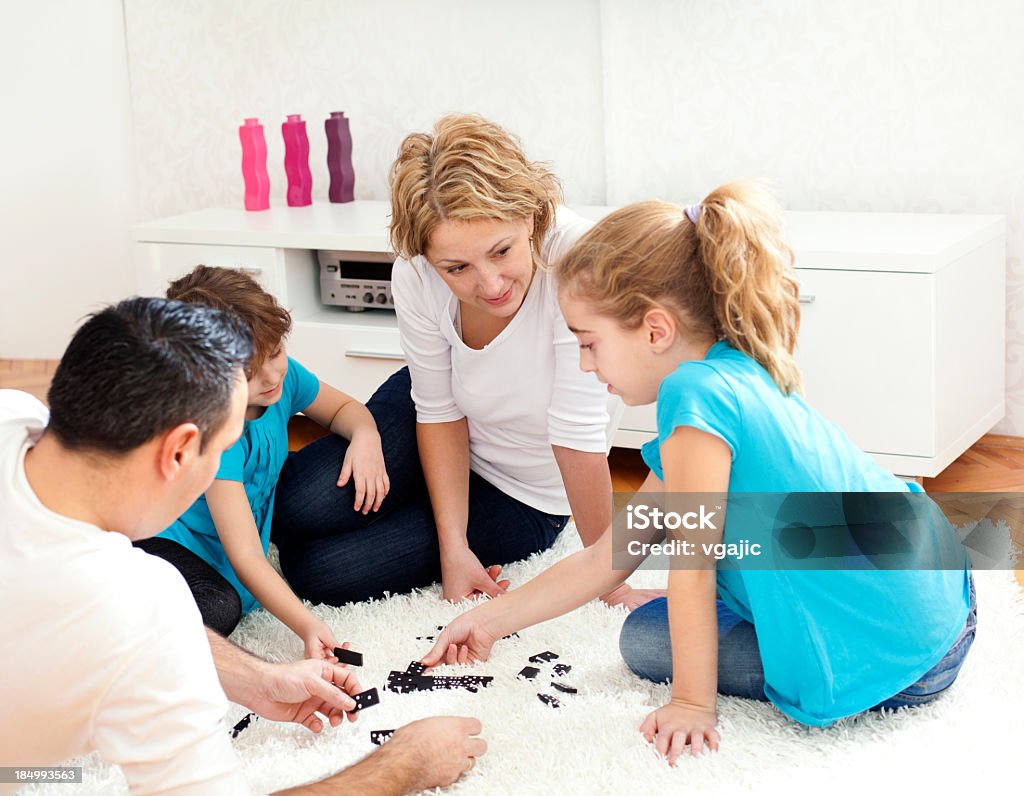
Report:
798,294,816,304
238,266,263,275
345,349,405,361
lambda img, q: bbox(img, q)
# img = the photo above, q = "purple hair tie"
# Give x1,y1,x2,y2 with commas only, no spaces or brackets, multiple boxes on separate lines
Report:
684,203,701,224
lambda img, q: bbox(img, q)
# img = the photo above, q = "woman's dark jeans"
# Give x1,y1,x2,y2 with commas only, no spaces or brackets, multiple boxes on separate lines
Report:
272,368,568,606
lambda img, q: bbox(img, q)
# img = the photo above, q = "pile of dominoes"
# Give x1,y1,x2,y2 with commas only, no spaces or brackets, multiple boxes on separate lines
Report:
385,660,495,694
302,642,583,746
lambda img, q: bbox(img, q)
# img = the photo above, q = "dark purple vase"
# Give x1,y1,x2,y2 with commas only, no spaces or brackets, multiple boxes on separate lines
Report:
325,111,355,203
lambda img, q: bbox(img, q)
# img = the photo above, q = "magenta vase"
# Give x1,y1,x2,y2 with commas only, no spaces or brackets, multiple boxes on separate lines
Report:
282,114,313,207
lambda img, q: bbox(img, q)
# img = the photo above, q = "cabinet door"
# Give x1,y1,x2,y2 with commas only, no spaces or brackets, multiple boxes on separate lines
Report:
795,268,934,457
618,403,657,435
137,243,283,298
618,270,936,460
288,321,405,403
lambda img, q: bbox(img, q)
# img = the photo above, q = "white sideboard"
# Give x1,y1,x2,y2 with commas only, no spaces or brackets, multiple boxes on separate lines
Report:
134,202,1006,478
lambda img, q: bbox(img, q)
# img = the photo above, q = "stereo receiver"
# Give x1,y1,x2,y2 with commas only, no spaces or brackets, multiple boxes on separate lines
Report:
318,250,395,311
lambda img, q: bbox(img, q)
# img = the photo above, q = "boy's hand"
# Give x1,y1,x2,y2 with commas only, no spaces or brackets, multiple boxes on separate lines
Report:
337,429,390,514
640,699,720,764
302,618,341,661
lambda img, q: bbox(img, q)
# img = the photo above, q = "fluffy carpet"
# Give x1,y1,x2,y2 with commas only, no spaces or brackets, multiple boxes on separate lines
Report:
22,523,1024,796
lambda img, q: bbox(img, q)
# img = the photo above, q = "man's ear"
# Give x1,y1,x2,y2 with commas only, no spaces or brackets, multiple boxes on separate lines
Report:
643,307,677,353
157,423,202,480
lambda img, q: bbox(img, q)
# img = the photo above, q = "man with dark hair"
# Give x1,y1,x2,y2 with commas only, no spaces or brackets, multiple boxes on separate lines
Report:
45,296,253,454
0,298,484,795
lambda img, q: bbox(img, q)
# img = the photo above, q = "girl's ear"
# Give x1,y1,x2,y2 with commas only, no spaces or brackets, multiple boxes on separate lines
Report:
643,307,677,352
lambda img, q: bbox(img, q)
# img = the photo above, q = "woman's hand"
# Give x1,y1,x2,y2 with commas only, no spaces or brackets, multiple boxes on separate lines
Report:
600,584,667,612
421,611,501,666
440,546,510,601
337,429,390,514
640,699,720,763
301,617,340,661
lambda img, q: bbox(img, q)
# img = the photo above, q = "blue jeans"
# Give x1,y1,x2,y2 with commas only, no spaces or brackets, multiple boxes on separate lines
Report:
271,368,568,605
619,575,977,712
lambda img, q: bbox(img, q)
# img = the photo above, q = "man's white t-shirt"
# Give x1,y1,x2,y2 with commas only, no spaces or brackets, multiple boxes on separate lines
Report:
0,391,247,795
391,208,612,515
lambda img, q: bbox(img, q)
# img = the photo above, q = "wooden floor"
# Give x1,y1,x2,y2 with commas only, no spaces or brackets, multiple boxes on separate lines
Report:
0,359,57,403
4,359,1022,590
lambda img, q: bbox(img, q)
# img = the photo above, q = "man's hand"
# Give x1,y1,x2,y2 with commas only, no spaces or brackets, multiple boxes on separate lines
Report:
388,717,487,790
249,658,362,733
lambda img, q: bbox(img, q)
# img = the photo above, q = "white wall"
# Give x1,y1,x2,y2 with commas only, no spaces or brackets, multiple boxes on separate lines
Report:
599,0,1024,435
0,0,136,358
5,0,1024,435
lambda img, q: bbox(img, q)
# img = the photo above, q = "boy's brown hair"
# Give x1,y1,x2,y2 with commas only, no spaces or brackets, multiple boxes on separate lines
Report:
166,265,291,377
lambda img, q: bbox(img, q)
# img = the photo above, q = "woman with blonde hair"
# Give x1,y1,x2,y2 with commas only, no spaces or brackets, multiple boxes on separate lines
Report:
273,114,652,608
422,181,974,762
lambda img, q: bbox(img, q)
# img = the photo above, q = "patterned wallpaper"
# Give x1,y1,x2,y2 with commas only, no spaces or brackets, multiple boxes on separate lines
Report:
124,0,1024,434
122,0,606,218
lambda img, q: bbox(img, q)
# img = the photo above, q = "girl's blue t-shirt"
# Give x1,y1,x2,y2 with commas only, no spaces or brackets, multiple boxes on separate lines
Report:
641,341,970,727
159,356,320,614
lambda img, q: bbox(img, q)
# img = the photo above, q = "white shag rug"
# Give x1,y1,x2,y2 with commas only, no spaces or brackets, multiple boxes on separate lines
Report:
22,522,1024,796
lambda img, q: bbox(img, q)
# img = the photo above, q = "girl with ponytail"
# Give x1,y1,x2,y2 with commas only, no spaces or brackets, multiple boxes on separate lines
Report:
423,181,974,763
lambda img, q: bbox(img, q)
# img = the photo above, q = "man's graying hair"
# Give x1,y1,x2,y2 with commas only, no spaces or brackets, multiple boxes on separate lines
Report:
47,297,253,454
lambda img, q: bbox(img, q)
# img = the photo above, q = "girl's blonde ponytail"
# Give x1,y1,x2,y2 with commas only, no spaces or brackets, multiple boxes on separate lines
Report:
694,181,802,394
556,181,803,395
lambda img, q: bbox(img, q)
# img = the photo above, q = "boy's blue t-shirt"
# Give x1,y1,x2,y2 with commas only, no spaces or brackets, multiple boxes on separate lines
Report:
159,356,320,614
641,341,970,727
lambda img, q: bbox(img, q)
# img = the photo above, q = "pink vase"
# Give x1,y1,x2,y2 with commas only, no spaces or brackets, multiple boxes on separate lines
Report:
239,118,270,211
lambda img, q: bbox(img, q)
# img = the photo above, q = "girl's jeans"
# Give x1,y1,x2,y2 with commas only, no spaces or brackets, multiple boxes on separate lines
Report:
618,574,977,712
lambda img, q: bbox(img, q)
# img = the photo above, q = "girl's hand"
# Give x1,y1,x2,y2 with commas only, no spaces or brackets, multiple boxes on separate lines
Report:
337,430,390,514
421,611,501,667
301,618,340,661
640,699,720,763
440,546,510,602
